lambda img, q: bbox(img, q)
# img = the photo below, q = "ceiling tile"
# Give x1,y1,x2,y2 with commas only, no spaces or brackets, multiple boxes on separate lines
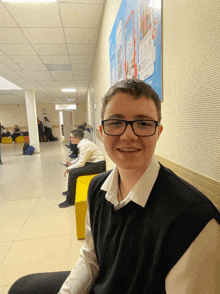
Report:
0,50,6,56
72,70,91,76
7,64,24,71
70,55,93,63
18,69,50,76
33,44,68,56
50,71,72,77
74,76,90,82
0,56,16,64
0,44,37,56
1,28,29,44
71,63,92,71
10,55,43,65
67,44,95,55
22,28,65,43
65,28,98,44
5,3,62,28
0,3,18,27
41,55,70,64
61,3,103,28
59,0,104,3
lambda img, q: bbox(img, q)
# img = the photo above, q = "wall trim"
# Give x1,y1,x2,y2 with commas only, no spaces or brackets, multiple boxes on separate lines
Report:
155,155,220,210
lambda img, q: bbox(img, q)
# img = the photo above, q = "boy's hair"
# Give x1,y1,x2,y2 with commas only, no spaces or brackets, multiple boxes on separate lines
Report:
101,79,161,122
71,129,84,140
77,125,86,131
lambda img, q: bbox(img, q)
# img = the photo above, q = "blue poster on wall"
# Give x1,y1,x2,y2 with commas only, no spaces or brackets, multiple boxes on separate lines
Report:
109,0,162,100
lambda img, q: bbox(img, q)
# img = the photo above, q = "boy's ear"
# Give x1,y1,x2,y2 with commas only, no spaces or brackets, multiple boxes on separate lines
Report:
99,125,103,137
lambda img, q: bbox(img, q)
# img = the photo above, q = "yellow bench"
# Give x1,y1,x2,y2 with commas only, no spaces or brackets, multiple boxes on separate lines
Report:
2,137,12,144
75,174,98,239
15,136,24,143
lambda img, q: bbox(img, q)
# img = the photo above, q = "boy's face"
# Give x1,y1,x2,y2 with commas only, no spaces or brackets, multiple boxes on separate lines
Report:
100,92,163,174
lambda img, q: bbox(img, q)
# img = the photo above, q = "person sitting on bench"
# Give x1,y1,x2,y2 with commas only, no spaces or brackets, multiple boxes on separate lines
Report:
59,128,106,208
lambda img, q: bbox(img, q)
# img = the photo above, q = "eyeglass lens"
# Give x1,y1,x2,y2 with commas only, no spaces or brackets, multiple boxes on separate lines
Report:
104,120,156,136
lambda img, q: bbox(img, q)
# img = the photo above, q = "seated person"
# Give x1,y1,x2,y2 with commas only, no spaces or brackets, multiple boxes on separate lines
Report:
37,118,45,142
10,125,20,143
82,122,91,133
78,125,93,141
59,129,106,208
65,141,79,159
0,125,10,142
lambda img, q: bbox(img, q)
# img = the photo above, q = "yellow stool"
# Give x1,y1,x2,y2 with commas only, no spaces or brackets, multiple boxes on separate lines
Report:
2,137,12,144
15,136,24,143
75,174,98,239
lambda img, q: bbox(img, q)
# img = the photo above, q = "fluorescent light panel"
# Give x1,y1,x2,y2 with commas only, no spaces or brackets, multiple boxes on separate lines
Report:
62,89,76,93
55,104,76,110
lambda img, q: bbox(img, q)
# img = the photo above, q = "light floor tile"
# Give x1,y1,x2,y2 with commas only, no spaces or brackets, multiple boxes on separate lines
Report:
31,198,74,215
17,212,75,240
1,188,44,202
0,199,38,217
0,242,13,264
40,185,66,199
0,286,11,294
0,142,85,289
0,216,28,242
0,235,71,287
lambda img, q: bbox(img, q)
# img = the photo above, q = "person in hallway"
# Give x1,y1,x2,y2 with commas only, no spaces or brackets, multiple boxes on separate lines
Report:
7,79,220,294
44,117,56,141
59,128,106,208
10,125,20,143
82,122,91,133
0,125,10,142
37,118,45,142
78,125,93,141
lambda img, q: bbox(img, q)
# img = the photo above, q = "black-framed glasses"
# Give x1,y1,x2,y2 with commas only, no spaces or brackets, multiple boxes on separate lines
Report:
69,136,75,139
102,119,159,137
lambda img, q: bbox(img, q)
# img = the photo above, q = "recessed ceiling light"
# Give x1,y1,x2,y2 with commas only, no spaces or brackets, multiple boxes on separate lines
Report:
62,89,76,93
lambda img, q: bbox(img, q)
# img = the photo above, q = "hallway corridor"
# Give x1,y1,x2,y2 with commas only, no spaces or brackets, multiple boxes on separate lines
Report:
0,141,84,293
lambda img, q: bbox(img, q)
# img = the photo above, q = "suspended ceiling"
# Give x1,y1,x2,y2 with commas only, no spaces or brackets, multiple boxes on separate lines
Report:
0,0,105,105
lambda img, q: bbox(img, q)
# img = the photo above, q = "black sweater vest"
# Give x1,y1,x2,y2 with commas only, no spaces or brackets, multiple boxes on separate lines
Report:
88,164,220,294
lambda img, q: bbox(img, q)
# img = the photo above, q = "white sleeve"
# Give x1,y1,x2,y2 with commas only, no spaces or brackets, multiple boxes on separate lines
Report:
58,210,99,294
165,218,220,294
69,145,91,169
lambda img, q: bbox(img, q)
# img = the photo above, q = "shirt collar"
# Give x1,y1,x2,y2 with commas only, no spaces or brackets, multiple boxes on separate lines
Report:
101,156,160,209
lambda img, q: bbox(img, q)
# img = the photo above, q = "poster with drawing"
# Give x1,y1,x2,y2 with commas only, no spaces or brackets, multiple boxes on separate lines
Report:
109,0,162,100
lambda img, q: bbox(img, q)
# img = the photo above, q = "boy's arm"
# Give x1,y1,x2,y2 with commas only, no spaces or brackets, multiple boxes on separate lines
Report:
166,218,220,294
58,209,99,294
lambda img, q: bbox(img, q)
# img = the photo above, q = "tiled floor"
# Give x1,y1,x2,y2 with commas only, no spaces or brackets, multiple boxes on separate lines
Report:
0,141,85,294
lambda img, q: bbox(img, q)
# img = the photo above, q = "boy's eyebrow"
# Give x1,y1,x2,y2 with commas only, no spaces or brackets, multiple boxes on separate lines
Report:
105,114,155,120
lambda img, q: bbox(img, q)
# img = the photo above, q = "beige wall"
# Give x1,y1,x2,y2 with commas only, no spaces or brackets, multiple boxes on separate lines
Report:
0,101,86,138
87,0,220,186
87,0,122,169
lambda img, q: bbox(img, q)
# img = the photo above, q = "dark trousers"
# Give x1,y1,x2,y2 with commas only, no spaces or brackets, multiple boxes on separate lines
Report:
8,271,70,294
11,133,20,142
67,161,106,204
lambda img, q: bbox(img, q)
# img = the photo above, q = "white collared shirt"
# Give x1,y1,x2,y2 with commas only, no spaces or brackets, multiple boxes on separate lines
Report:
68,139,105,170
59,157,220,294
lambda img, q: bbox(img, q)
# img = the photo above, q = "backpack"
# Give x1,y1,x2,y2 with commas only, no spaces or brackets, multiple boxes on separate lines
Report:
23,143,29,154
23,143,34,155
25,146,34,155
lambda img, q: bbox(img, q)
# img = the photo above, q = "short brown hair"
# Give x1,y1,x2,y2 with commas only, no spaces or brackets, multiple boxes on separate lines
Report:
101,79,161,122
71,129,84,140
